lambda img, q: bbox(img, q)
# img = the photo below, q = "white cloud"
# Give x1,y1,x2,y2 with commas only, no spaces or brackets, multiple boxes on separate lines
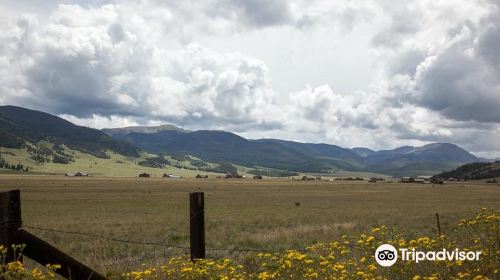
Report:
59,113,141,129
0,0,500,157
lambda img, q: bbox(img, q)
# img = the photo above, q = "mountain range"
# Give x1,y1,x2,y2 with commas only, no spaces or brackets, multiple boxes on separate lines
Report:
0,105,482,176
103,123,479,176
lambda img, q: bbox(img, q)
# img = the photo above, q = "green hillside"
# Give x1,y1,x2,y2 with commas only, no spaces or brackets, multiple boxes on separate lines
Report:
105,127,478,176
0,105,139,158
108,130,338,172
0,145,222,177
436,161,500,180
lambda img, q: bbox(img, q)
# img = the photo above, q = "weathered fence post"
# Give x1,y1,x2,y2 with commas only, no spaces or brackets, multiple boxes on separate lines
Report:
0,190,106,280
190,192,205,260
0,190,22,263
436,212,442,235
19,229,106,280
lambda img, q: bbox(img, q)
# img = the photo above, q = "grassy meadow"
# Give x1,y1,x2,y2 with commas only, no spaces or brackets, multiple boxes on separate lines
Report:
0,175,498,276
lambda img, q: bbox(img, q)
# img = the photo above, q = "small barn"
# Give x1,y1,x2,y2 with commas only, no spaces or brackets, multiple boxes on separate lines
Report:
225,172,243,179
415,176,432,184
431,177,444,184
401,177,414,183
65,171,88,177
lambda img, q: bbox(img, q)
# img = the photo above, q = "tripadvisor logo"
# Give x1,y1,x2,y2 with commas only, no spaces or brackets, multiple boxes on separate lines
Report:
375,244,398,267
374,244,481,267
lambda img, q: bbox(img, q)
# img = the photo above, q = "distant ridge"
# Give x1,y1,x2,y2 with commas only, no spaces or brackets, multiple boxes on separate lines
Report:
0,105,139,158
103,124,188,136
351,147,375,157
0,105,482,176
104,124,479,176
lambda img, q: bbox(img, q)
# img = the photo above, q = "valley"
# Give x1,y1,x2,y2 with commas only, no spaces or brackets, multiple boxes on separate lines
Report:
0,105,488,178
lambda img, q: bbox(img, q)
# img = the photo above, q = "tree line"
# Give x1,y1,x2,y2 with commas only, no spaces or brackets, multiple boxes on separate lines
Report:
0,157,29,172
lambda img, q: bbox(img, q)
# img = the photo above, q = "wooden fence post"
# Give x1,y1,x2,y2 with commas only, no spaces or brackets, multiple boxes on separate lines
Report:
19,229,106,280
0,190,106,280
190,192,205,260
436,213,442,236
0,190,22,263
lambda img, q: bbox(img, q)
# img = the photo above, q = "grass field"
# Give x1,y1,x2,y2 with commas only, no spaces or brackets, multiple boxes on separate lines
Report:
0,175,499,275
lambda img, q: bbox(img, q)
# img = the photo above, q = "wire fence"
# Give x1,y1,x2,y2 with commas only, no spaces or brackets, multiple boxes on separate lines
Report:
21,225,293,256
22,225,190,250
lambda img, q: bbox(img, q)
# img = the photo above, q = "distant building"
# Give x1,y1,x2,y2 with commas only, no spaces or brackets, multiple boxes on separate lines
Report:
163,173,182,178
225,172,242,178
401,177,414,183
65,171,88,177
416,176,432,183
431,177,444,184
369,177,385,183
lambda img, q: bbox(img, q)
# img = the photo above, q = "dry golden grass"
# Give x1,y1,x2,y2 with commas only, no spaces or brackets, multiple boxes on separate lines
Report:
0,175,499,274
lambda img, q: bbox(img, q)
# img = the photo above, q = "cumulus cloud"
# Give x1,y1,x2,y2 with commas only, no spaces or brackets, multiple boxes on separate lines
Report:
1,0,500,157
380,0,500,123
1,4,280,128
0,1,372,125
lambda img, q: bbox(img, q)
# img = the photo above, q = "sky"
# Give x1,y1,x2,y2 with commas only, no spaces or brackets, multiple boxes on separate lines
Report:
1,0,499,157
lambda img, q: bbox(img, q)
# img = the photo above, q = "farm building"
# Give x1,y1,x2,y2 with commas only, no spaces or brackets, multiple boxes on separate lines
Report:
369,177,385,183
415,176,432,183
65,172,88,177
401,177,414,183
431,177,444,184
312,176,334,181
163,173,181,178
225,172,243,179
339,177,364,181
400,176,432,183
414,178,426,184
139,173,151,178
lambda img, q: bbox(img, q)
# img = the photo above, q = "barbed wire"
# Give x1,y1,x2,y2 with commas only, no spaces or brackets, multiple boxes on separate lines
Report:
22,225,190,250
206,246,271,253
21,225,297,254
